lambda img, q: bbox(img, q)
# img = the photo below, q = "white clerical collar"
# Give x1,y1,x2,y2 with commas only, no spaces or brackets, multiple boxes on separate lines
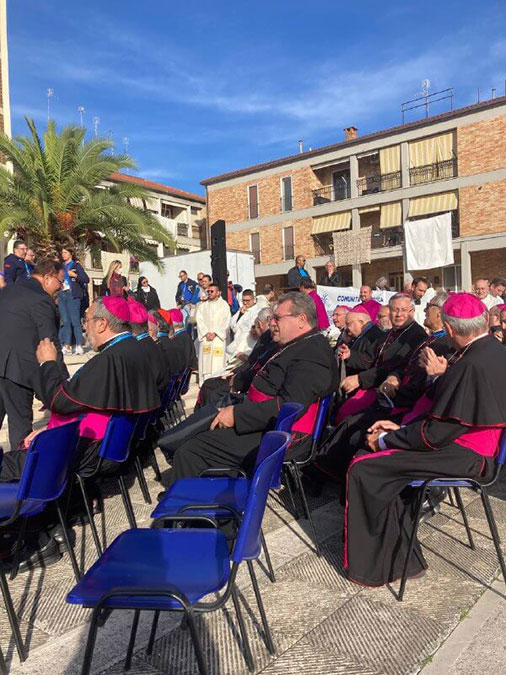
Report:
464,332,489,347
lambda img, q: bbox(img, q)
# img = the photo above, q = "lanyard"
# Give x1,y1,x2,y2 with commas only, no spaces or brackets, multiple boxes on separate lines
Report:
70,332,132,380
157,331,169,338
135,332,150,341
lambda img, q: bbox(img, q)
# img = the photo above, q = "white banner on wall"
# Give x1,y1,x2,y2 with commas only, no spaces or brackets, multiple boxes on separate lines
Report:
317,286,396,321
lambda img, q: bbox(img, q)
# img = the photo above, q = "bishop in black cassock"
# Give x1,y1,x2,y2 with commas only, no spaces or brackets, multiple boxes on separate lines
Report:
344,293,506,587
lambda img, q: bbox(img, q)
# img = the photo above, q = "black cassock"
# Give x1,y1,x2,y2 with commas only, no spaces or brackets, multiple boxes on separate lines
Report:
136,333,171,390
345,334,506,587
158,330,197,376
342,323,386,377
316,334,455,480
168,330,339,484
0,334,161,481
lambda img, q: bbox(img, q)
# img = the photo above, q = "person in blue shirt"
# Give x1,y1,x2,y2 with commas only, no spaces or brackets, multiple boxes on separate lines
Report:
58,246,90,355
287,254,309,289
3,240,29,284
175,270,198,307
25,248,36,278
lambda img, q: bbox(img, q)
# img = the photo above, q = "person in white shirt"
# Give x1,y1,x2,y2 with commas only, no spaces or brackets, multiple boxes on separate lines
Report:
473,278,500,310
227,289,259,358
411,276,435,326
489,277,506,304
255,283,275,310
326,305,349,347
196,284,230,382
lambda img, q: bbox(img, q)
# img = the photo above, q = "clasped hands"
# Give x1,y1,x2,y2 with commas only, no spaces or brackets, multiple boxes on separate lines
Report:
418,346,448,377
366,420,400,452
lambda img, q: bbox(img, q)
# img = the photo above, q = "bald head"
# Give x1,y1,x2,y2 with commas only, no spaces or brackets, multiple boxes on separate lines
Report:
359,285,373,302
346,310,371,338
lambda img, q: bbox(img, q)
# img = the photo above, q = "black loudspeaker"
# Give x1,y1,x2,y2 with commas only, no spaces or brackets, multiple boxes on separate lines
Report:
210,219,227,298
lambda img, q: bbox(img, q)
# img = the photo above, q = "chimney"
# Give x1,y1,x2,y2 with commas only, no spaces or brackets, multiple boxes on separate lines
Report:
343,126,358,141
298,140,304,154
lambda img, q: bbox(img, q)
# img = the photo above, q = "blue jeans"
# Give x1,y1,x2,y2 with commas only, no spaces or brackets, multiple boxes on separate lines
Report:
58,290,83,346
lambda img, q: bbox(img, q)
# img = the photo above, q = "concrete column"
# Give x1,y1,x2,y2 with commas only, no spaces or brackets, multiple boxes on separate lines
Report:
351,208,362,287
401,198,410,282
461,241,472,291
400,142,410,188
349,155,358,198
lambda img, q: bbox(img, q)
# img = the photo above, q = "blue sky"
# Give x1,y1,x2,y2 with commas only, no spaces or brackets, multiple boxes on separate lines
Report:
8,0,506,195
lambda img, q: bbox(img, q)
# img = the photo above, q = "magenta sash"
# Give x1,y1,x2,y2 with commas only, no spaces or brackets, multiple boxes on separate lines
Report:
48,411,112,440
400,393,432,425
247,384,318,434
335,389,376,425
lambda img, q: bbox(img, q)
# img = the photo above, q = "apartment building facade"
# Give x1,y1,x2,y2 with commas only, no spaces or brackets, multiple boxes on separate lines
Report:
202,96,506,292
85,173,207,297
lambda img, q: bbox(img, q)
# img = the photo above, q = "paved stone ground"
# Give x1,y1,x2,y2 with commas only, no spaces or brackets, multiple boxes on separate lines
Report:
1,367,506,674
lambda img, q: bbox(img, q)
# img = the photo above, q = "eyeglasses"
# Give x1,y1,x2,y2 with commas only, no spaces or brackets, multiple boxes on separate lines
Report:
51,275,63,286
84,316,101,324
271,313,296,322
391,307,413,315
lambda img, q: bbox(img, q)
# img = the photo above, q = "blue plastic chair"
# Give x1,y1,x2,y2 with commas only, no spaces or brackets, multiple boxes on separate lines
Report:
280,394,334,557
152,403,303,583
398,429,506,601
74,414,138,558
0,420,80,663
67,431,290,675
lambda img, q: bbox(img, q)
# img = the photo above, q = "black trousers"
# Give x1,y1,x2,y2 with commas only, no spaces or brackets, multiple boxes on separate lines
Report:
0,377,34,450
169,427,312,485
344,444,495,587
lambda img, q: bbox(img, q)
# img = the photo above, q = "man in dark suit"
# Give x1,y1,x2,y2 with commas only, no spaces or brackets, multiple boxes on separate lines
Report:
287,255,310,289
3,240,29,284
0,258,68,449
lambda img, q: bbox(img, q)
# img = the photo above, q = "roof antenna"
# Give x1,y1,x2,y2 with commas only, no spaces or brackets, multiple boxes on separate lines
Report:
47,88,54,121
93,116,100,137
77,105,85,127
422,79,430,117
298,140,304,154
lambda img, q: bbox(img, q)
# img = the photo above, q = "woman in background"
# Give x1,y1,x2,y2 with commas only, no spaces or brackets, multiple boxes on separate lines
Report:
59,246,90,355
135,276,161,311
100,260,129,298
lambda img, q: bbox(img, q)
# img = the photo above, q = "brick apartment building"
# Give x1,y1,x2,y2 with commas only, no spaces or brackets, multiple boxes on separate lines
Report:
201,95,506,292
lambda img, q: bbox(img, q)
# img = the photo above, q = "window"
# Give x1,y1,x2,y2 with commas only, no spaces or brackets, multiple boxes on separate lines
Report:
191,206,199,215
161,202,174,219
282,226,294,260
250,232,261,264
281,176,293,212
443,265,462,292
248,185,259,219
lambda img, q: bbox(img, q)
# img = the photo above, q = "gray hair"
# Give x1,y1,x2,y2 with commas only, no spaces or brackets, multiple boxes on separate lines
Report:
430,290,449,308
130,321,148,335
441,309,489,337
375,276,389,289
389,293,415,310
92,297,130,333
277,291,318,329
257,307,272,323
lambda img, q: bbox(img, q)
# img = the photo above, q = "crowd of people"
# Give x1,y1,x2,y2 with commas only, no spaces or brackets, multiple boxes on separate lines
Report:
1,247,506,593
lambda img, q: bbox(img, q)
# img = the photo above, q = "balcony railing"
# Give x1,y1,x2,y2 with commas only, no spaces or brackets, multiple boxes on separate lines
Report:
177,222,189,237
356,170,401,196
409,158,457,186
371,211,460,249
313,184,350,205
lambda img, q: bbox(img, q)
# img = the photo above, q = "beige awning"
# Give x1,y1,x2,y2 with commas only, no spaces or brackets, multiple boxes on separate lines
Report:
379,145,400,174
409,132,454,167
358,205,380,214
312,211,351,235
408,191,458,217
380,202,402,229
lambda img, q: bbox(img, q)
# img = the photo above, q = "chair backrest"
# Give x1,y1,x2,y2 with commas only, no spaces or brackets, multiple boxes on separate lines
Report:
179,367,192,397
274,402,304,434
133,411,152,442
98,414,138,463
161,374,179,412
16,420,80,502
232,431,290,563
312,394,333,444
496,428,506,466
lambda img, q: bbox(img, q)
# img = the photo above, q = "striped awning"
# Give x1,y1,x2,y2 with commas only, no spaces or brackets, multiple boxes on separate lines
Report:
379,145,400,174
408,191,458,217
409,132,454,167
312,211,351,235
380,202,402,229
358,205,380,214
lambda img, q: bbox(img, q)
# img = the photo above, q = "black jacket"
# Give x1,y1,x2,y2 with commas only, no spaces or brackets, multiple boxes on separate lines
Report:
318,271,341,287
3,253,28,284
62,261,89,299
344,324,385,377
135,286,161,311
99,275,128,298
286,266,309,289
175,278,198,306
0,279,68,390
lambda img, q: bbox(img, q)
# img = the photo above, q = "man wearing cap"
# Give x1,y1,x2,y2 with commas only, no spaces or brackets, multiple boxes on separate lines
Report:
153,308,196,375
128,299,170,390
345,293,506,588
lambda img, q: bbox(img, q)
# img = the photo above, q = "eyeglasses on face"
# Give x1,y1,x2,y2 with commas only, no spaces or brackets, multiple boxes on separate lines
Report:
271,312,296,322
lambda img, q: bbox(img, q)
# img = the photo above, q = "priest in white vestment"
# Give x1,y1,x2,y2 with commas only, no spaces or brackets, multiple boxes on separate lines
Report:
196,284,231,382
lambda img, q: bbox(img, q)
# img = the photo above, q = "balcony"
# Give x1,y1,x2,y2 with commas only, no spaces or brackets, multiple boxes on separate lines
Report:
409,158,457,186
356,170,401,196
370,211,460,250
312,183,350,205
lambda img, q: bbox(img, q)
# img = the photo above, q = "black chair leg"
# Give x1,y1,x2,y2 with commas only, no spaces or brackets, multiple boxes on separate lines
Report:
185,609,209,675
247,561,275,655
9,516,28,581
134,456,152,505
398,488,426,601
150,449,162,483
453,488,475,550
56,500,81,583
124,609,140,671
448,489,456,507
76,475,103,557
0,645,7,675
118,475,137,529
80,605,102,675
231,585,254,672
293,463,321,557
259,528,275,583
481,490,506,585
283,466,299,519
0,560,25,662
146,610,160,655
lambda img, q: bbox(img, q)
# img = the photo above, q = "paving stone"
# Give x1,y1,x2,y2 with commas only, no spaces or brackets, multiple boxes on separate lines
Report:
0,605,51,666
98,655,165,674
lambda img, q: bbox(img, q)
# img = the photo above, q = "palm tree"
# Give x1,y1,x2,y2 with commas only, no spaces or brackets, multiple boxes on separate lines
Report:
0,117,175,265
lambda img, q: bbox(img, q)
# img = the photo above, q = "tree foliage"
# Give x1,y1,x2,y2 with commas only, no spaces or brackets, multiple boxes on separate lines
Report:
0,117,175,266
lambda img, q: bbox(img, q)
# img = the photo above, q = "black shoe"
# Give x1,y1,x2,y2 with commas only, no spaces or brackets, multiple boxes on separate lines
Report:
419,487,448,524
50,525,76,553
16,538,63,573
157,491,166,502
